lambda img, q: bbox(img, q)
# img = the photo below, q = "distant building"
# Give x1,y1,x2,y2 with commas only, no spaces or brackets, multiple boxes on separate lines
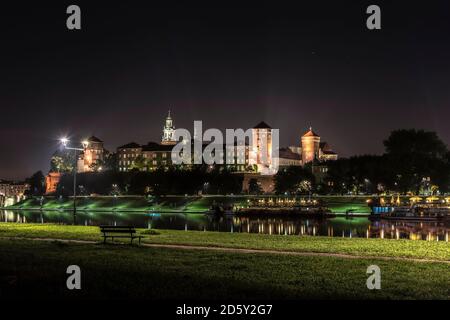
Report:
117,142,173,172
301,127,321,164
273,127,338,184
0,180,29,207
117,140,251,172
77,136,105,172
300,127,338,164
0,180,30,197
249,122,277,175
277,147,302,168
161,110,176,145
117,142,143,172
45,172,61,194
318,142,338,161
142,142,175,169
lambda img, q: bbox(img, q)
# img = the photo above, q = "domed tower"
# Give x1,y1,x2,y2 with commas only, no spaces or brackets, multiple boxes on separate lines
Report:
161,110,176,145
301,127,320,164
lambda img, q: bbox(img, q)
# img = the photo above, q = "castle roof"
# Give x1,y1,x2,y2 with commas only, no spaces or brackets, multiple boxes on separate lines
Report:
142,142,175,151
322,150,337,155
118,142,141,149
278,148,301,160
302,127,319,137
253,121,271,129
88,136,103,143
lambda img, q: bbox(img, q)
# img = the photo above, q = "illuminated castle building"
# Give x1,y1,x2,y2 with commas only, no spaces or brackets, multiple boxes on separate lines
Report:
300,127,338,164
161,110,176,145
301,127,321,164
249,122,278,175
45,172,61,194
77,136,105,173
276,127,338,171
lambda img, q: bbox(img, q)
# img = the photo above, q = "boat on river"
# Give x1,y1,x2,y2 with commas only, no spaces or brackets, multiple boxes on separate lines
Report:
234,197,333,217
369,195,450,221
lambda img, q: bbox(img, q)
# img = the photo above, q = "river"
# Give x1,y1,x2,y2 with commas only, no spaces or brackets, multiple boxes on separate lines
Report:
1,209,449,241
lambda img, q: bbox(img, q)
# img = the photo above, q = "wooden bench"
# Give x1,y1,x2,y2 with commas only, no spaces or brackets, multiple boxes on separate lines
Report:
99,225,143,244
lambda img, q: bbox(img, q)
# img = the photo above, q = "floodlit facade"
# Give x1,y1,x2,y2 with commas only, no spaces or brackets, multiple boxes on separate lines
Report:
300,127,338,164
77,136,105,172
249,122,277,175
45,172,61,194
301,127,321,164
161,110,177,145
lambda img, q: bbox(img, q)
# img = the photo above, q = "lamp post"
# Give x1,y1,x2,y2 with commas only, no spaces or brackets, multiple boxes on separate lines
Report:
60,138,89,224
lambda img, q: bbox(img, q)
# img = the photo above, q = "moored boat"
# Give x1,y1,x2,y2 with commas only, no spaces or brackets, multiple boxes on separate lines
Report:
235,197,333,217
368,195,450,220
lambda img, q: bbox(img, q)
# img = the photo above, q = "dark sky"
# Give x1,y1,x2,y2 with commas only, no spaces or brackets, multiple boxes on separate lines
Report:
1,1,450,180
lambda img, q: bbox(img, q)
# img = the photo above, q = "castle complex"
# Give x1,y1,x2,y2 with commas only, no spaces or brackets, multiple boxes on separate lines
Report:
115,111,338,173
46,110,338,193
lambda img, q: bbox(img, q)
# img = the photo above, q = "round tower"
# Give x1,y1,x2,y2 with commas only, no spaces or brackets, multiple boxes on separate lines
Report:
301,127,320,164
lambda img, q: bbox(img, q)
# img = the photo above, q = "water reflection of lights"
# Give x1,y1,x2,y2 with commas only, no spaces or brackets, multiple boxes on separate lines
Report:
1,210,449,242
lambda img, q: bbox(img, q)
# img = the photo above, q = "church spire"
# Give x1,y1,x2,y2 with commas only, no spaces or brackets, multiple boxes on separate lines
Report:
161,110,176,145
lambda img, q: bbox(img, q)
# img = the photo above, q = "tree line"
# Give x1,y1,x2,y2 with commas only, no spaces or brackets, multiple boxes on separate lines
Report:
275,129,450,195
54,166,243,196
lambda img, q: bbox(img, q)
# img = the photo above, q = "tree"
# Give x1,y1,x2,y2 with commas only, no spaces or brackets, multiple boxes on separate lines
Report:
130,155,147,171
274,166,315,194
248,178,262,195
103,152,119,171
25,171,46,196
50,149,75,173
384,129,450,193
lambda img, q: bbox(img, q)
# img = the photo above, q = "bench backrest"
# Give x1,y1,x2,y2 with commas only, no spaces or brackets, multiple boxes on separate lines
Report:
99,225,136,234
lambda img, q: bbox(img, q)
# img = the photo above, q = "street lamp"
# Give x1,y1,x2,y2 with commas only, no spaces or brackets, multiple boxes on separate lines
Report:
60,137,89,224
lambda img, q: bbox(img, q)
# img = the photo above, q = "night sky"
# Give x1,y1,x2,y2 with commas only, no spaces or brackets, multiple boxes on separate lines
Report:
1,1,450,180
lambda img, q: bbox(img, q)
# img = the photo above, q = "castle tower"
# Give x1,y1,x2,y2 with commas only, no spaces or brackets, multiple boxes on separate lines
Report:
301,127,320,164
249,121,275,175
161,110,176,145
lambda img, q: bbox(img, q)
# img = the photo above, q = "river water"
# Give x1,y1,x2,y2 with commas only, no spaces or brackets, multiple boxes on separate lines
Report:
1,210,449,241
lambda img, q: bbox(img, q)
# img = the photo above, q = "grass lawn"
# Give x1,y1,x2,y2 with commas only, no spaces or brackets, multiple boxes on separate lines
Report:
0,239,449,300
0,223,449,261
0,223,449,299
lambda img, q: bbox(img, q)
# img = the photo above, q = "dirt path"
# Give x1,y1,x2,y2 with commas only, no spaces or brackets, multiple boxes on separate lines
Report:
3,236,450,264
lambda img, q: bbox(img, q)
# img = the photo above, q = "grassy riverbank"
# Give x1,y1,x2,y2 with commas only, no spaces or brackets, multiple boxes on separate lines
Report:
0,223,449,299
1,223,449,260
6,195,373,213
0,238,449,299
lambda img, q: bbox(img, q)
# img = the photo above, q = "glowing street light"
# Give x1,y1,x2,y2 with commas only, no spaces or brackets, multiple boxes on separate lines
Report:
60,137,69,147
60,137,89,224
